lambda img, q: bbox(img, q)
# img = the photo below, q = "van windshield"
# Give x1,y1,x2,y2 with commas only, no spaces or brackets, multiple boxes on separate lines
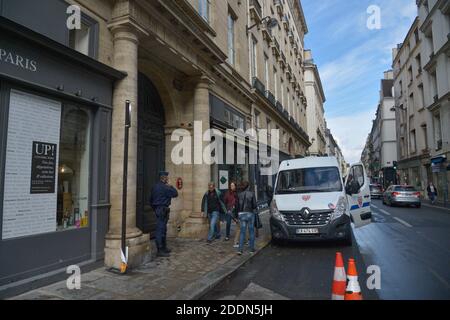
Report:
275,167,343,194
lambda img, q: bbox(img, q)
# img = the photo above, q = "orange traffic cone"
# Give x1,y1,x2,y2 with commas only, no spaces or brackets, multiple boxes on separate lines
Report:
332,252,346,300
345,258,363,300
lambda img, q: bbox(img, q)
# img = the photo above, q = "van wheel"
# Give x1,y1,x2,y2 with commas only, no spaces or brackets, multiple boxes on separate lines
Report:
271,237,284,246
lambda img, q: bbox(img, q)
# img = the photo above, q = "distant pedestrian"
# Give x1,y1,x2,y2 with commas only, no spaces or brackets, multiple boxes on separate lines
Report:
150,171,178,257
201,182,227,244
427,182,438,205
237,181,257,255
223,181,238,241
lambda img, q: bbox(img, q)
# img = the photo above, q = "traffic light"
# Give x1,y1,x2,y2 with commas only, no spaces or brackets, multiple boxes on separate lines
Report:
393,161,398,170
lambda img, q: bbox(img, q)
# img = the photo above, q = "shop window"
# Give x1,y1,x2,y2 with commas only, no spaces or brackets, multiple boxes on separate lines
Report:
2,90,91,240
57,106,91,231
68,14,98,58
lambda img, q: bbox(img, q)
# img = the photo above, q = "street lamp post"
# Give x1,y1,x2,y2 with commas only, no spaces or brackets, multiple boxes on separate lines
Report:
120,100,131,274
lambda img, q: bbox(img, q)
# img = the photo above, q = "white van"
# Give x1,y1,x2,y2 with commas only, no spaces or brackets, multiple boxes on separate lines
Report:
268,157,372,245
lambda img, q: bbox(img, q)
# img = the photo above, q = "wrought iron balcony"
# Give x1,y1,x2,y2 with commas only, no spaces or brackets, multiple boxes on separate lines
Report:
252,77,266,96
266,90,276,106
276,101,283,112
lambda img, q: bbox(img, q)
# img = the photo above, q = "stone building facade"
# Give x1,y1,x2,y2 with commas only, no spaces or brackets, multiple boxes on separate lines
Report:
0,0,314,289
65,0,312,269
393,17,431,192
304,49,327,156
389,0,450,201
417,0,450,202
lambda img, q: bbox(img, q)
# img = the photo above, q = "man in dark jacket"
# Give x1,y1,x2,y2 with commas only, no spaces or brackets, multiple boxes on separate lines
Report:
237,181,257,255
150,171,178,257
201,182,227,244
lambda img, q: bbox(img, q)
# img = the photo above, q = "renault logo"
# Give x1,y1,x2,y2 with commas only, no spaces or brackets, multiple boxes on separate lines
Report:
301,208,312,219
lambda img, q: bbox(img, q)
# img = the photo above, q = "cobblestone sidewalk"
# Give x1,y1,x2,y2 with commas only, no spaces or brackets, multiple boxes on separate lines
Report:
11,211,271,300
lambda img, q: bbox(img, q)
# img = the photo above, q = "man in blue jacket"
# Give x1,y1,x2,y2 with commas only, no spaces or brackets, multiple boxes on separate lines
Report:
150,171,178,257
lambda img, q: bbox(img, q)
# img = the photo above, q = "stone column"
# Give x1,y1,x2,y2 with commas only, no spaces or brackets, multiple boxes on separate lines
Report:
104,25,151,269
179,76,213,239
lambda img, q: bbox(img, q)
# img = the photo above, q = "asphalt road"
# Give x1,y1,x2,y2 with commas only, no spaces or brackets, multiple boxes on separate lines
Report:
202,235,378,300
354,199,450,300
202,200,450,300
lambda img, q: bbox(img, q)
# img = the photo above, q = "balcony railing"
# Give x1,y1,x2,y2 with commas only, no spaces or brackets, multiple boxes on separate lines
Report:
252,77,266,96
266,90,276,106
249,0,262,22
276,101,283,112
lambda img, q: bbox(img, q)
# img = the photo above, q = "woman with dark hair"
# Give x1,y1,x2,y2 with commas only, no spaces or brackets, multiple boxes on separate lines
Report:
223,181,238,241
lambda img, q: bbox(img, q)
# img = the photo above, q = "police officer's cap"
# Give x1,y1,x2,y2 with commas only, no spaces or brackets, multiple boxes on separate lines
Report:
159,171,169,177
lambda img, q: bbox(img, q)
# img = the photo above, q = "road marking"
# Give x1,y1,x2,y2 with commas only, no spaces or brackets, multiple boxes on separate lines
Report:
371,204,379,209
378,209,391,216
428,268,450,290
393,217,412,228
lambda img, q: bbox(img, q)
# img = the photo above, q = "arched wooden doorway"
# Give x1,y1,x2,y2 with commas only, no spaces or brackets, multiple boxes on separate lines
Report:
137,72,166,235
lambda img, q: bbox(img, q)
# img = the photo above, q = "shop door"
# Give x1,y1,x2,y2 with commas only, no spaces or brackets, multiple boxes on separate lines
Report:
137,73,166,235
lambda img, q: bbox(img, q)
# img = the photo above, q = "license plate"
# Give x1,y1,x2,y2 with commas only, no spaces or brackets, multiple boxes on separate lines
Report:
296,228,319,235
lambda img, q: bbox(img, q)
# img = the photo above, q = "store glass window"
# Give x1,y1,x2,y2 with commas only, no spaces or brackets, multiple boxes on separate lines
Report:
2,90,91,240
57,106,91,230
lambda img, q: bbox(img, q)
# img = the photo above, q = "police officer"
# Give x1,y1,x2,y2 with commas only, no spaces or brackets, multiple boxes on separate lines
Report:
150,171,178,257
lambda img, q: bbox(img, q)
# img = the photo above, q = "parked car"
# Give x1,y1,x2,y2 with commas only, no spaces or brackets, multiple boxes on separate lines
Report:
382,185,421,208
267,157,372,246
370,184,383,199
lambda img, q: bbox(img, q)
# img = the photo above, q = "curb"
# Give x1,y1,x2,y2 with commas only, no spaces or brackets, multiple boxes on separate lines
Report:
167,237,272,300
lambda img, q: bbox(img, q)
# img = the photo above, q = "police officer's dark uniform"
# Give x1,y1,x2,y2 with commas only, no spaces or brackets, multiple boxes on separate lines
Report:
150,171,178,257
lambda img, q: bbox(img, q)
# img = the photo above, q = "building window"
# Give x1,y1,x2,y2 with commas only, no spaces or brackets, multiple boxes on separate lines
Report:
409,93,415,113
250,36,257,80
199,0,210,23
280,78,284,107
421,125,428,151
431,71,438,102
416,54,422,74
227,11,236,66
58,106,91,231
2,90,91,239
273,68,278,100
408,66,413,85
418,84,425,110
266,118,272,143
254,110,261,130
68,14,98,58
410,130,416,154
433,112,442,150
400,137,406,158
264,54,269,91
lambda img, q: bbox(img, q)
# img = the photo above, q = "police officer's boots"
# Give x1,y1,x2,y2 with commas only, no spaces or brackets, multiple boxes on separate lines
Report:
157,247,170,257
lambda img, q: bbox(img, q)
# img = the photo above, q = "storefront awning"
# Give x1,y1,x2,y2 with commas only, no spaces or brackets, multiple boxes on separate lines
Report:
431,156,447,164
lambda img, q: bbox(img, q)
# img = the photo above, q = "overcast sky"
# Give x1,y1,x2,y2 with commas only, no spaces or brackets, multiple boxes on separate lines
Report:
301,0,417,164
